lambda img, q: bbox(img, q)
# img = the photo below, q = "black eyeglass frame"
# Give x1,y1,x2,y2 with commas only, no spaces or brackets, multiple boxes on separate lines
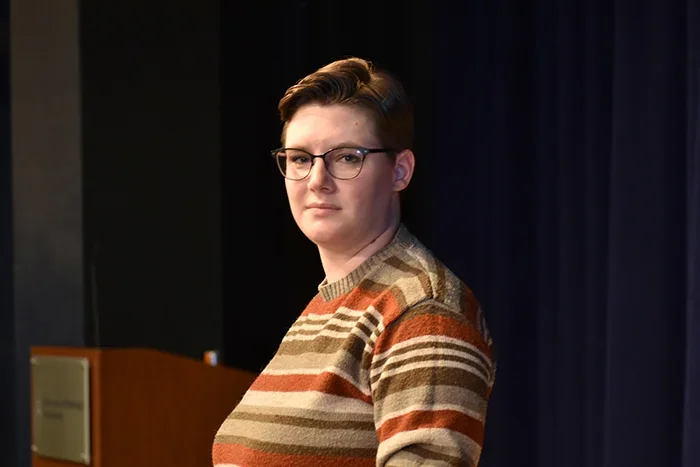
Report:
270,146,396,180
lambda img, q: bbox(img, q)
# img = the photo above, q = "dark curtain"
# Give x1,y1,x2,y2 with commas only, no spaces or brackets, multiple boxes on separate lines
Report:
222,1,700,466
431,1,700,466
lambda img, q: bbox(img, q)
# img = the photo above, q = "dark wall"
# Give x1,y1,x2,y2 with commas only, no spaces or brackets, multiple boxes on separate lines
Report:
221,1,439,373
79,1,222,358
6,2,222,466
10,2,86,465
0,0,14,464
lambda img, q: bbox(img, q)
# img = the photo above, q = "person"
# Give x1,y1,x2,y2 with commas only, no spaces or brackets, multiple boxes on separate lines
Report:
213,57,496,467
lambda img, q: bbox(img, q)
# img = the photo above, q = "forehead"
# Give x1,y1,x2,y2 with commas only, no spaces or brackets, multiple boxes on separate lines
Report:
285,104,378,150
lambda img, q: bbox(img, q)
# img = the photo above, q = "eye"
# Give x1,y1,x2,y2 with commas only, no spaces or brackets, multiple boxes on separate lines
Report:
335,153,363,164
289,155,310,164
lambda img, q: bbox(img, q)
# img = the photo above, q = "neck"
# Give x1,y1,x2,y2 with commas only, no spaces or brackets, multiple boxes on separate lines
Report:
318,217,401,284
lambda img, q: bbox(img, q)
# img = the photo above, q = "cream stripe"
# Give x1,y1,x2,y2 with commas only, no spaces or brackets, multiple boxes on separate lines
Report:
291,321,350,332
374,385,486,425
384,452,456,467
267,350,371,383
296,306,383,323
291,313,380,335
371,346,489,379
235,402,374,423
374,359,490,384
377,428,480,466
374,334,491,363
217,418,377,448
282,326,372,342
238,390,374,415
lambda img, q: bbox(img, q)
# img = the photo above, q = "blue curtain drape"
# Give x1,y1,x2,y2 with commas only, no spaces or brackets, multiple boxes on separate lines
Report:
426,1,700,466
222,0,699,464
682,2,700,466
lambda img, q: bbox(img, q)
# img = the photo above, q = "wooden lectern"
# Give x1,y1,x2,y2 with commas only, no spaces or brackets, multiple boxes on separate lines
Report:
30,346,257,467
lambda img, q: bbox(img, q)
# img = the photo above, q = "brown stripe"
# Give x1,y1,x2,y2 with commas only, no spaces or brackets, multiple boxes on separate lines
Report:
287,321,370,337
215,435,377,458
277,334,371,363
372,366,490,401
286,313,378,342
354,320,374,339
357,278,391,294
234,404,374,423
402,444,464,466
289,310,362,331
371,352,490,385
373,340,492,381
392,304,492,376
434,260,448,302
400,301,469,325
229,410,376,431
356,307,381,328
385,257,433,299
388,283,409,311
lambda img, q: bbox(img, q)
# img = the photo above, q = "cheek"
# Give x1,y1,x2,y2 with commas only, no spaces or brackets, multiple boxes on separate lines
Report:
285,183,302,207
343,177,392,213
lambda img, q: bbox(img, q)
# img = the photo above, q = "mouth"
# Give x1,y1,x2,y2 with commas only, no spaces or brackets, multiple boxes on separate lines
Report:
306,203,340,212
306,203,340,210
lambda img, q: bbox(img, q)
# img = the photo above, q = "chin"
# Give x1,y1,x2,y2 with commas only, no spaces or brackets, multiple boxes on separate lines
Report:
298,215,348,247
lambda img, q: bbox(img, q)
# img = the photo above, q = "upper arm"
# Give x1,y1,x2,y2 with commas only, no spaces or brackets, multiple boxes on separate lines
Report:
370,302,495,466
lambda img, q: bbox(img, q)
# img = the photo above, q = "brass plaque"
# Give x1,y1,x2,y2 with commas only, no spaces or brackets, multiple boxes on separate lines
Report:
31,356,91,464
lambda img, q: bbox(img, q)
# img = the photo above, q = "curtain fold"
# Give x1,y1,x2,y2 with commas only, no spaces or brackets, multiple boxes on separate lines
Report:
429,1,698,466
682,1,700,465
221,1,699,465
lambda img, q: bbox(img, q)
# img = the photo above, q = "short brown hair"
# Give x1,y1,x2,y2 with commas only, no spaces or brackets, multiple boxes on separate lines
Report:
278,57,413,151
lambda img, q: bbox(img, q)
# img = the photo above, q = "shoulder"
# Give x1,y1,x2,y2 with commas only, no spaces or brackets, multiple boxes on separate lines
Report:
363,231,493,348
367,233,478,316
367,235,496,387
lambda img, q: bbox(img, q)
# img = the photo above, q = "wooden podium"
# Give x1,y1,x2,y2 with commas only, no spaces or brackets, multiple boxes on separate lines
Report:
30,346,257,467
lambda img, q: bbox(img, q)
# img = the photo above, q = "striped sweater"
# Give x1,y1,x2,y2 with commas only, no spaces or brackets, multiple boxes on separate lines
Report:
213,225,495,466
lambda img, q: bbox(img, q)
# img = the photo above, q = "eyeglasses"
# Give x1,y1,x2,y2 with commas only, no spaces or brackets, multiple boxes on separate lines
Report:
271,147,394,180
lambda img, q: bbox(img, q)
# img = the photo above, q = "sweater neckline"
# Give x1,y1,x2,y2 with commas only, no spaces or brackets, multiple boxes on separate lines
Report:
317,224,415,302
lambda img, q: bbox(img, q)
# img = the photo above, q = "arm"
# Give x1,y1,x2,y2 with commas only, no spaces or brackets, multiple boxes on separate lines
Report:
371,301,495,467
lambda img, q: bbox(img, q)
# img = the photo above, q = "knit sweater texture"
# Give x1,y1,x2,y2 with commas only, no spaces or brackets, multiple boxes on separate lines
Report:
213,225,495,466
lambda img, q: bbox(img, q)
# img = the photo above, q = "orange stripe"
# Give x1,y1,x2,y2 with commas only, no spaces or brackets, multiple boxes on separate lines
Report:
249,373,372,404
301,296,334,317
213,443,376,467
374,314,492,357
377,409,485,446
367,291,404,322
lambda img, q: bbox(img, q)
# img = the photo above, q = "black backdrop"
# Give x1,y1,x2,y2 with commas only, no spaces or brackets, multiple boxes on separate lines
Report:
0,1,13,466
1,1,698,466
222,1,700,466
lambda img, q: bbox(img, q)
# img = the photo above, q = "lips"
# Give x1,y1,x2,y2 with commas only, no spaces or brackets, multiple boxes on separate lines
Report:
306,202,340,210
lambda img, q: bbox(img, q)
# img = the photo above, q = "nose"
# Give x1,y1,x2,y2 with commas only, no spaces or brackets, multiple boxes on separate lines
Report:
306,158,334,192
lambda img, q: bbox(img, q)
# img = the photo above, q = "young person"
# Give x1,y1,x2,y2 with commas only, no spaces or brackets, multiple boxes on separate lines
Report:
213,57,496,467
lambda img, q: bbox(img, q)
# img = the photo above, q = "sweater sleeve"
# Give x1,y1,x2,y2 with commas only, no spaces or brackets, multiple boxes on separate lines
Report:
370,300,495,467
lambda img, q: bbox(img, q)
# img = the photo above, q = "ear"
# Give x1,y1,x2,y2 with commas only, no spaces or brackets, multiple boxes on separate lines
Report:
392,149,415,192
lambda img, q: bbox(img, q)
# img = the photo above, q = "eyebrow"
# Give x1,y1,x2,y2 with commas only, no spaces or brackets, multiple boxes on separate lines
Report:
287,142,374,152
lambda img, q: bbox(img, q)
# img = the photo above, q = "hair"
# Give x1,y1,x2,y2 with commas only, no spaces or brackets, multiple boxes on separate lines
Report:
278,57,414,152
